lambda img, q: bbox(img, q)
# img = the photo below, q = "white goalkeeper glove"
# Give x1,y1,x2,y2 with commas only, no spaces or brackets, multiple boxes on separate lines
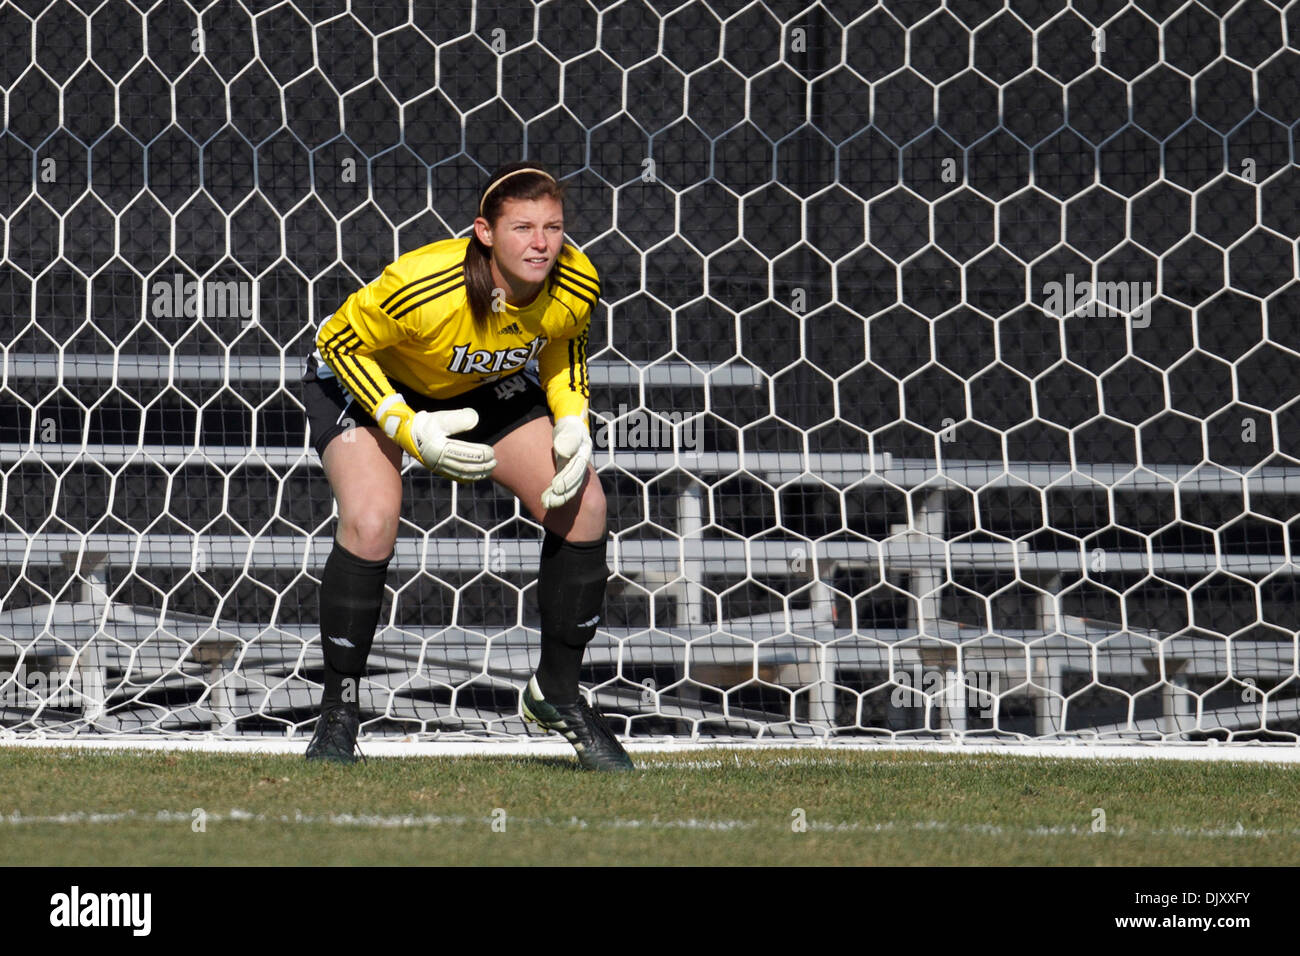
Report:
375,394,496,481
409,408,497,481
540,415,592,509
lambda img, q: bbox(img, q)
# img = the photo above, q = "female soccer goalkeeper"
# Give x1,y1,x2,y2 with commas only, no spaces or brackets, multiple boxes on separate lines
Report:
300,162,633,771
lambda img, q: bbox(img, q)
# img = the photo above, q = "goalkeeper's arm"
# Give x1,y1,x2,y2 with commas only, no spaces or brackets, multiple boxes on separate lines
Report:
316,298,495,481
536,331,593,509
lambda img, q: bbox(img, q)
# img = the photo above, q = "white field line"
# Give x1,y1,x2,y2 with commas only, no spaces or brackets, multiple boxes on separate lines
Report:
0,809,751,832
1,809,1295,840
1,735,1299,763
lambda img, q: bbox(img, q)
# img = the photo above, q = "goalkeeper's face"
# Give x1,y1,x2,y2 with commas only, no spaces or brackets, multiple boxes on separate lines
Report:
479,196,565,297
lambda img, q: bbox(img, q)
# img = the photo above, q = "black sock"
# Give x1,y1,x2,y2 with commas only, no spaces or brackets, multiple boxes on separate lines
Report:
536,530,608,706
318,541,392,712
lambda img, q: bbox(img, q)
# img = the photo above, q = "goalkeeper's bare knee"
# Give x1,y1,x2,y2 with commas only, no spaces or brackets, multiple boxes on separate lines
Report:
542,466,606,540
336,510,400,561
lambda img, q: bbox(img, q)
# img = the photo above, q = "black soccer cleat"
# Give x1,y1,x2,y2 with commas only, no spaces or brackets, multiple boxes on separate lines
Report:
522,677,635,772
305,706,364,764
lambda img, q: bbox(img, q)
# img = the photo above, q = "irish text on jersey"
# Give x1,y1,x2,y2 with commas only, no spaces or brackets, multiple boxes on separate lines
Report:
448,337,548,376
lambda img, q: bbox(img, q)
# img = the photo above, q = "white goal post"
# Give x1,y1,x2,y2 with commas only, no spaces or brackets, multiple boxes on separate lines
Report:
2,0,1298,746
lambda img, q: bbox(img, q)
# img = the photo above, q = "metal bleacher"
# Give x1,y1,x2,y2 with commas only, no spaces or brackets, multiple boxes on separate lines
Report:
3,349,1300,741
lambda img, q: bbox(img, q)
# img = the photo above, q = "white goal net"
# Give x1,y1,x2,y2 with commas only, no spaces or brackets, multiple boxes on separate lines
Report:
2,0,1298,743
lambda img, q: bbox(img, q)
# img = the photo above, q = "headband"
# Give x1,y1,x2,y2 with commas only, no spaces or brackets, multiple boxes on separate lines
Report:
478,167,557,216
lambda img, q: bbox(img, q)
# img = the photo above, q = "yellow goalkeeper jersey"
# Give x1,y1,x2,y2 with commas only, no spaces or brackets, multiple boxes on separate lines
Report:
313,237,598,424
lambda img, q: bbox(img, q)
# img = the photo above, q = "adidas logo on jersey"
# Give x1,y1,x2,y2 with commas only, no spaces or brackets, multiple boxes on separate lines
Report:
499,322,522,335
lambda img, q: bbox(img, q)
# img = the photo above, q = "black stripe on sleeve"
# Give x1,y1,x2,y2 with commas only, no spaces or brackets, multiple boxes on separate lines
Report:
338,331,390,408
557,262,600,297
380,262,464,311
554,279,596,310
389,280,466,322
333,353,385,410
578,329,589,398
322,330,385,408
317,323,355,358
384,268,464,317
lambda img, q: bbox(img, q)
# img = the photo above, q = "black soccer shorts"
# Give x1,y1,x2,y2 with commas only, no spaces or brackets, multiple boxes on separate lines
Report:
301,355,551,458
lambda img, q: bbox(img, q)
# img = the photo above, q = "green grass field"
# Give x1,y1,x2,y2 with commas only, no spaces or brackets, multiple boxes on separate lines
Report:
2,747,1297,866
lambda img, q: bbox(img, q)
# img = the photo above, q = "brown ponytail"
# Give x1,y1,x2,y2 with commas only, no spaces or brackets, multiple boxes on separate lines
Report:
465,162,566,330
